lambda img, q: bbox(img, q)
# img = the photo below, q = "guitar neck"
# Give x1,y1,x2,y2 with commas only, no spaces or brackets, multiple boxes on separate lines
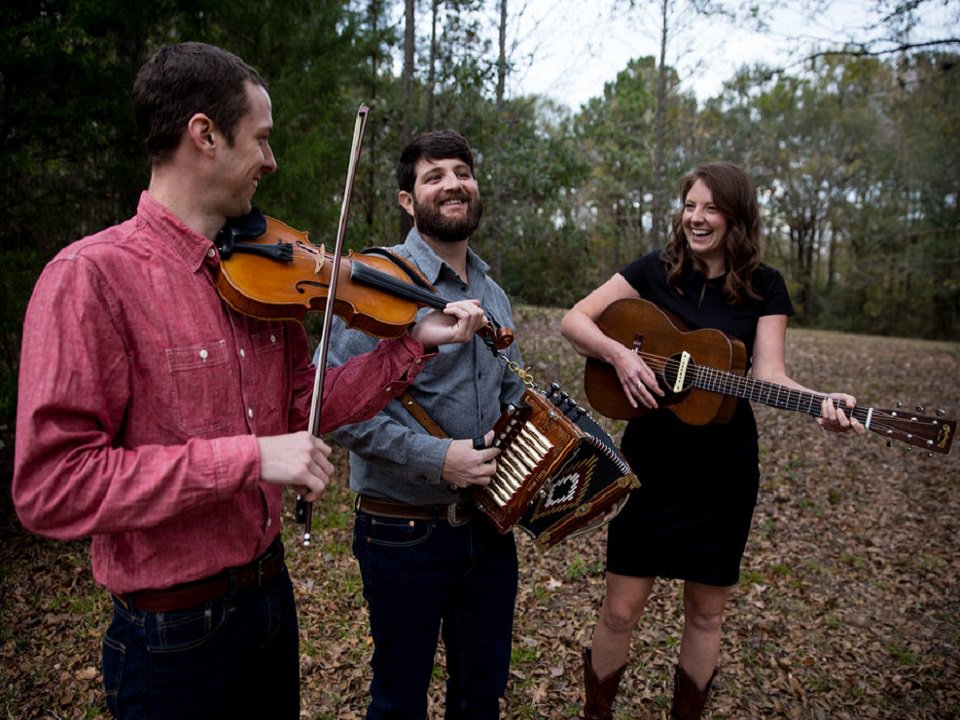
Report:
692,365,865,421
684,361,956,454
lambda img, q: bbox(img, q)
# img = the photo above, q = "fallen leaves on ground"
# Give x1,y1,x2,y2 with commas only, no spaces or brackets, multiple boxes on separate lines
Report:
1,307,958,719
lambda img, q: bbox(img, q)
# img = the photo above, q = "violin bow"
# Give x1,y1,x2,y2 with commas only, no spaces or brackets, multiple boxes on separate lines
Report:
297,104,370,547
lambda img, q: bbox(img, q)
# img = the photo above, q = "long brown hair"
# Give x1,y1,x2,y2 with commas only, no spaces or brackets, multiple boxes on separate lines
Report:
661,161,762,305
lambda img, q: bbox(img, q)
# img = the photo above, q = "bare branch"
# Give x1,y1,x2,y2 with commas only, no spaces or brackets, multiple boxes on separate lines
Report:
808,37,960,60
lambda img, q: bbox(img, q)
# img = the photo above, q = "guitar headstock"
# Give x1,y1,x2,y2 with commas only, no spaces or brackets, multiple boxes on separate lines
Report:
869,407,955,454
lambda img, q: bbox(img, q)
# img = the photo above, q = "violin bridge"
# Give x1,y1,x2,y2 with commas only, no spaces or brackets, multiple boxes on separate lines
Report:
315,244,325,275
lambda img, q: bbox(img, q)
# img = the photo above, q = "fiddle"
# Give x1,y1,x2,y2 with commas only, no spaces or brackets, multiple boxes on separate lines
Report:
215,208,514,350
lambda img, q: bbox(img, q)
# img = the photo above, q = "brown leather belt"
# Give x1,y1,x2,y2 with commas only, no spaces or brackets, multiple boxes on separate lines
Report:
356,495,474,526
115,537,285,612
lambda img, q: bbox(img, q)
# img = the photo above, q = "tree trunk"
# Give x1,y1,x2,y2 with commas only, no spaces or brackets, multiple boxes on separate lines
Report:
426,0,440,129
486,0,508,282
367,0,385,242
402,0,415,141
497,0,507,104
650,0,670,250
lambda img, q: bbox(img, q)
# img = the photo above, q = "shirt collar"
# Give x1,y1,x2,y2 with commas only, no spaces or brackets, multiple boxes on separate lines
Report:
135,191,217,272
401,227,489,285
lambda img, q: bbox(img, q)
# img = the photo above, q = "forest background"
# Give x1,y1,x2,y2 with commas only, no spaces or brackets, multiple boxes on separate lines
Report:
0,1,959,717
1,0,959,433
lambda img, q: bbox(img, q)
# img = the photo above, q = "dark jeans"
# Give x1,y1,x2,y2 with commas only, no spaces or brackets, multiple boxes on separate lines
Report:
353,508,519,720
102,564,299,719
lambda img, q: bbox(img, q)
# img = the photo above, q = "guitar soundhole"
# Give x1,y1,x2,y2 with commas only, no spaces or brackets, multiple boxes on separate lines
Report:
661,352,694,397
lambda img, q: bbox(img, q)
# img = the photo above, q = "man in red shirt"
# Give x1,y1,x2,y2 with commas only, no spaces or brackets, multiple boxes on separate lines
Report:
12,42,485,720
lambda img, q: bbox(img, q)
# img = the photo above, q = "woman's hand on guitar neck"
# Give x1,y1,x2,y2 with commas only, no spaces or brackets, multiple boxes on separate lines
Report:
816,393,866,435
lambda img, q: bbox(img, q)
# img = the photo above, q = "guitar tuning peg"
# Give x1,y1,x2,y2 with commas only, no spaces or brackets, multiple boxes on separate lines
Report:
928,452,934,458
936,409,946,417
886,440,893,448
916,406,925,414
896,401,903,409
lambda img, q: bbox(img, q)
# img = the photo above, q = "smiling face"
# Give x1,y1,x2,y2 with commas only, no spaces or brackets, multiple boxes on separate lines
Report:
400,157,483,243
214,81,277,218
681,178,729,276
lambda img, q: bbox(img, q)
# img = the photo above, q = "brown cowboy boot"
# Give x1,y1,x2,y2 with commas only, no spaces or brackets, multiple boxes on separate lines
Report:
582,647,626,720
669,663,716,720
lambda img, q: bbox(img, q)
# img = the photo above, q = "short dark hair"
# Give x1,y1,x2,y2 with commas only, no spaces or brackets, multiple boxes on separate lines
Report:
396,130,476,192
132,42,266,165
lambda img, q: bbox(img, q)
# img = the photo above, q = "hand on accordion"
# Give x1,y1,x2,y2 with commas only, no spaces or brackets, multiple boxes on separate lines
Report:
441,430,499,488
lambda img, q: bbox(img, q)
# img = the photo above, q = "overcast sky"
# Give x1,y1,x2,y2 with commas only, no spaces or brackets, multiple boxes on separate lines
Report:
504,0,958,108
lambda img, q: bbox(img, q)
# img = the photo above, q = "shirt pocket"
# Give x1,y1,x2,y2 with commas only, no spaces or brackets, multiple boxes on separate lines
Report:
248,327,287,425
165,340,232,436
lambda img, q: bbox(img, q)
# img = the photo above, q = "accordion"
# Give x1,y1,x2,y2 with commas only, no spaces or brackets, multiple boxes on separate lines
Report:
469,384,640,551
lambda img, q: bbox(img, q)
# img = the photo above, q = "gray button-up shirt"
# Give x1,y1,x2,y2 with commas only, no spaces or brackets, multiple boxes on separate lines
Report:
323,228,526,506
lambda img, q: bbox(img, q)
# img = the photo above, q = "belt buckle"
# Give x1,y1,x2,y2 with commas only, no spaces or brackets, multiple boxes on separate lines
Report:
446,502,470,527
255,548,280,587
253,549,273,587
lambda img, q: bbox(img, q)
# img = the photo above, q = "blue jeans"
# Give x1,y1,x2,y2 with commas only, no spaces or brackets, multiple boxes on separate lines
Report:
102,564,299,719
353,509,519,720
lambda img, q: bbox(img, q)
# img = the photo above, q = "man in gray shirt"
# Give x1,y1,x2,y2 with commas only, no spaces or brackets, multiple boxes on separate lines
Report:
325,130,525,719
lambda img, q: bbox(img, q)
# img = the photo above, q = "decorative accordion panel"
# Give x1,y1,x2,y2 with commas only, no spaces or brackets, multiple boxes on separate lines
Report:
469,385,640,551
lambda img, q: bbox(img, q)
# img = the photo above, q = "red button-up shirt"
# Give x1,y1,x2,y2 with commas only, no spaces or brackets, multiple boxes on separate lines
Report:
13,192,430,594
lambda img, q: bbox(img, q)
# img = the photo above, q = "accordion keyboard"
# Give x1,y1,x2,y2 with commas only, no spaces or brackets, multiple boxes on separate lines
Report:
485,410,555,507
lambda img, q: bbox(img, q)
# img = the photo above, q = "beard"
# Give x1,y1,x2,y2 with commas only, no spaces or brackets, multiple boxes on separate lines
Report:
412,191,484,243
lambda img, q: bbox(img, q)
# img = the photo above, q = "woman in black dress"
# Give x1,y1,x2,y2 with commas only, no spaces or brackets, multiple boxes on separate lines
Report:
560,162,864,719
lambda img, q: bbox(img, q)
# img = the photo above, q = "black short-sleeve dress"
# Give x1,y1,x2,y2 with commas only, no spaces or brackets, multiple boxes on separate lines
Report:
606,252,794,587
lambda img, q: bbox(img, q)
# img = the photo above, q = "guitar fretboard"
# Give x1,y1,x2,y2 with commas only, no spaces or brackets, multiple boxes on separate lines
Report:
691,363,870,422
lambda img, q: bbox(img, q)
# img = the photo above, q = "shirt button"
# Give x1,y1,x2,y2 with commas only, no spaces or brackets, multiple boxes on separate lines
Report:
199,349,208,360
247,407,254,418
270,335,277,343
239,348,246,358
384,385,393,394
265,517,272,529
414,358,422,365
207,248,216,258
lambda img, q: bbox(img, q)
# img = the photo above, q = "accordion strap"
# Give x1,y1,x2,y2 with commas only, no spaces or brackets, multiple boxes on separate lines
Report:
401,392,449,439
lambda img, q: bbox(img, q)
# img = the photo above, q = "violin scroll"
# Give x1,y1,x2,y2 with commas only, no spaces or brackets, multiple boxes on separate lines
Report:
478,324,514,351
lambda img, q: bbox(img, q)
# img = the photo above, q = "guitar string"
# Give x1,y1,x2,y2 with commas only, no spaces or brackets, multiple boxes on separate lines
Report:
620,349,945,445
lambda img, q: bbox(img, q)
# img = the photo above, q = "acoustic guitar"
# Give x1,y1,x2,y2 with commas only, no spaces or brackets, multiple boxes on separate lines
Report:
583,298,955,455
